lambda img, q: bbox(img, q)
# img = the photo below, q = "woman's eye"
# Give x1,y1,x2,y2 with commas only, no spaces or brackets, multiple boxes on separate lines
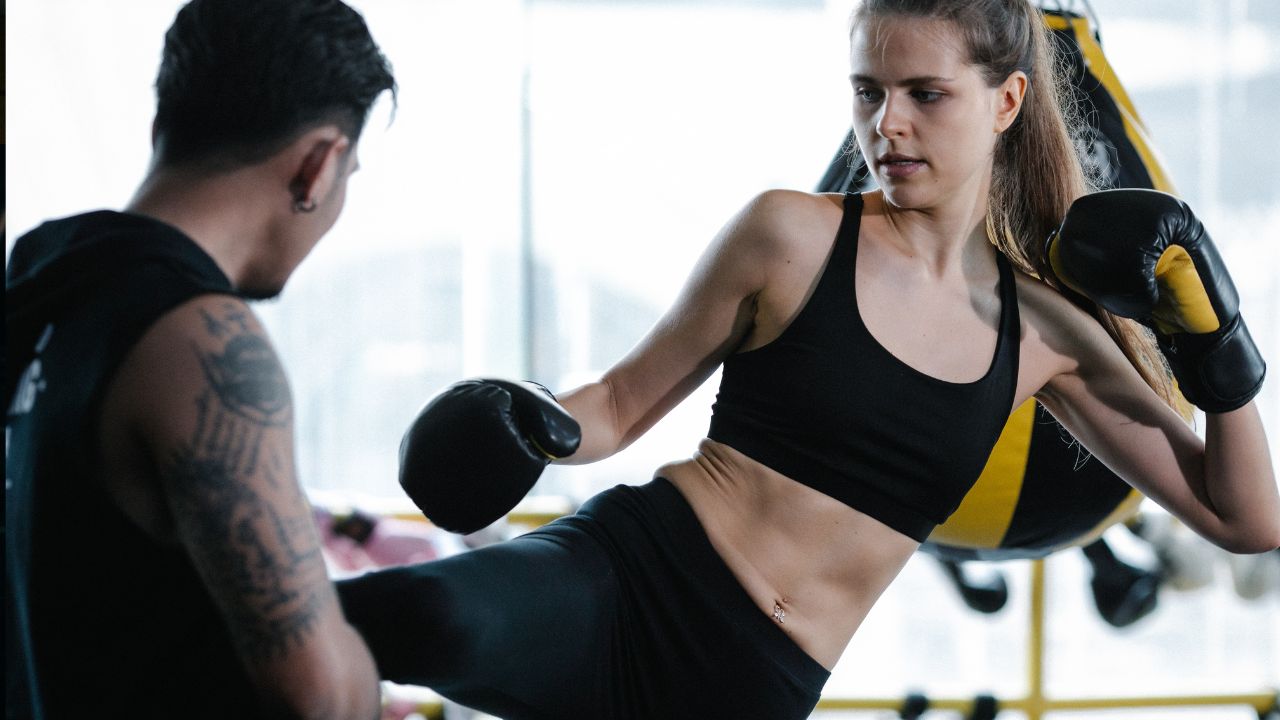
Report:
856,87,883,103
912,90,943,103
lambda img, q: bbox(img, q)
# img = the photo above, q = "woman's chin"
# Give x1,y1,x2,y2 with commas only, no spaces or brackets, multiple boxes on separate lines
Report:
879,186,929,211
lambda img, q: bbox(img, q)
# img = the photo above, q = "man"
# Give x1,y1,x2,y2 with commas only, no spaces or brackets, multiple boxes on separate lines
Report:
5,1,396,716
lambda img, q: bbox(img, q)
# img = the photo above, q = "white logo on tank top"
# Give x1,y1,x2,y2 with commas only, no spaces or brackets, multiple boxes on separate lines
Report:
7,324,54,417
7,324,55,491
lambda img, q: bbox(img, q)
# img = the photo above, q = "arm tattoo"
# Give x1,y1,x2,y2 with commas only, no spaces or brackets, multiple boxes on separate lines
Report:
165,304,324,662
197,304,290,427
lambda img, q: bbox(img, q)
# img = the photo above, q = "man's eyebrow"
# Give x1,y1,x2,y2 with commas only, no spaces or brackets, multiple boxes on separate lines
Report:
849,73,955,85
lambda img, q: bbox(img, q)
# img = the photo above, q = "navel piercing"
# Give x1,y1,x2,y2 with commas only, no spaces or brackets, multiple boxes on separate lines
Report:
772,602,787,624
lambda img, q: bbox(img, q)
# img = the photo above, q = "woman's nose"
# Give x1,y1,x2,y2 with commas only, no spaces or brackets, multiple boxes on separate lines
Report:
876,93,910,139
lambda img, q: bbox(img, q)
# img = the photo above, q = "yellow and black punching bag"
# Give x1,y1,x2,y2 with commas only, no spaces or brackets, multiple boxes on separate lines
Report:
925,401,1142,561
817,9,1176,561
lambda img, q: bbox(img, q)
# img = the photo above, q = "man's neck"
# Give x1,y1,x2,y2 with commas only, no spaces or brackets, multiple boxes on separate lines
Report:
125,165,274,290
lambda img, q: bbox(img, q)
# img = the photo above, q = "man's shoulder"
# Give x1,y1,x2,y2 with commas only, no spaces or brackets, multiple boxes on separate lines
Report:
125,293,275,380
106,294,290,488
8,210,229,293
10,211,153,275
6,209,237,378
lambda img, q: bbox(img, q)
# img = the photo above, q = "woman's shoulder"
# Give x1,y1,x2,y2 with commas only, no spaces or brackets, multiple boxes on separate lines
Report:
1011,268,1117,363
1013,269,1083,327
729,189,845,257
742,188,844,226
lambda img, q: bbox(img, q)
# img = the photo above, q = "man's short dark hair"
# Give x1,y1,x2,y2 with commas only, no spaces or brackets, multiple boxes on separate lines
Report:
153,0,397,169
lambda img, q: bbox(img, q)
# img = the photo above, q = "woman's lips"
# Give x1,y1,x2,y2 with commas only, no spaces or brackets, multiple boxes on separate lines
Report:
878,156,926,179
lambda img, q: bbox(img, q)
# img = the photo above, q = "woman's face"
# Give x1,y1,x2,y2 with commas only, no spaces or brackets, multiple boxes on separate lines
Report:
849,15,1022,210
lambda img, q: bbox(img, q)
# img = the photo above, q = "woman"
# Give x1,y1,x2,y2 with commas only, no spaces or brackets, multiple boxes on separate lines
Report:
340,1,1279,718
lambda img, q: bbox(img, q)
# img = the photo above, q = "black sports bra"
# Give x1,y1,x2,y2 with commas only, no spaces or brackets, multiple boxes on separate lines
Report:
708,192,1020,541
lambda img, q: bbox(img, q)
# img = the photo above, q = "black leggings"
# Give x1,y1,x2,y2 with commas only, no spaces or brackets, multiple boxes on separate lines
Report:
337,478,829,720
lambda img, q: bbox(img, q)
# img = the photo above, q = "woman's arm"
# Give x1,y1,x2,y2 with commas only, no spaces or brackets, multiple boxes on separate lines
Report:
1033,306,1278,554
557,190,834,464
1031,189,1279,553
389,190,836,529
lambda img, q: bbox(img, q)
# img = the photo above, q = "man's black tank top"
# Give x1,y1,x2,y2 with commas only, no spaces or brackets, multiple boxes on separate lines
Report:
708,192,1020,542
5,211,260,717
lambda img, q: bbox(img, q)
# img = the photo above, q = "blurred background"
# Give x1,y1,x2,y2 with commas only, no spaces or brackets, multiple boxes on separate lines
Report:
6,1,1279,717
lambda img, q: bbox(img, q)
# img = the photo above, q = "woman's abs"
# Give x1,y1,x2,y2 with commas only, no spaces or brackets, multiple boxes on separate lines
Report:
660,438,919,670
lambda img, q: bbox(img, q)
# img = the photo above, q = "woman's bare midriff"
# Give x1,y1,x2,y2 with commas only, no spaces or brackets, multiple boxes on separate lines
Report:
659,438,920,670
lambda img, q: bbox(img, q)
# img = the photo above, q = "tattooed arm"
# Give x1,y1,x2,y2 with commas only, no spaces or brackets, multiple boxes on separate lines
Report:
113,295,379,719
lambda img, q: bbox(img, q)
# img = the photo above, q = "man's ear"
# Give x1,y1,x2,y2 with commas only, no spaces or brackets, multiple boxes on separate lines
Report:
994,70,1029,133
286,126,351,212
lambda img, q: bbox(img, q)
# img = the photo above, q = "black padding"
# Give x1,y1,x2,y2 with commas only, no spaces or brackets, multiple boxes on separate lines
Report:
968,694,999,720
1083,539,1161,628
900,692,930,720
938,558,1010,614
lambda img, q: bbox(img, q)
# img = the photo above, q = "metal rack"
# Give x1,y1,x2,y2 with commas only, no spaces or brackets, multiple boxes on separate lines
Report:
812,560,1278,719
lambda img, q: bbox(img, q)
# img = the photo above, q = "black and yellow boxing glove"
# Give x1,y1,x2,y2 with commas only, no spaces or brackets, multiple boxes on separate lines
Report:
1047,188,1265,413
399,378,581,533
